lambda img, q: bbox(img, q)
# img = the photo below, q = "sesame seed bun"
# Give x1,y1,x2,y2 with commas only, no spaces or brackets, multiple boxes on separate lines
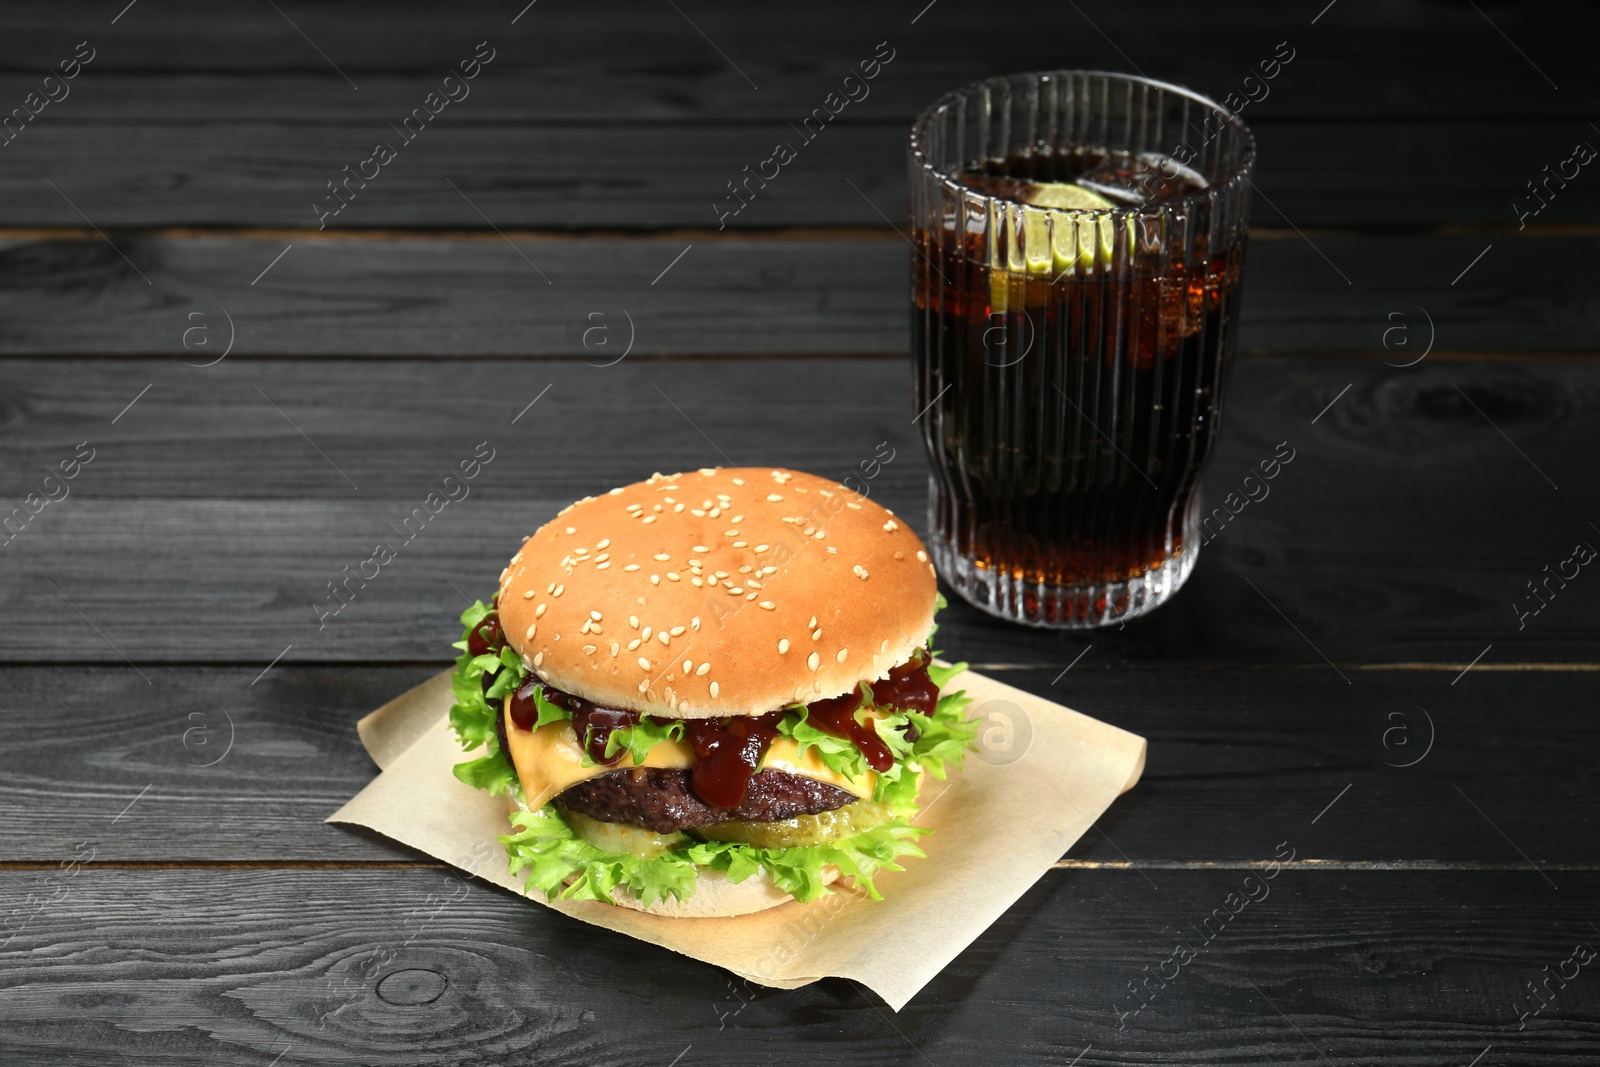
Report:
497,467,937,719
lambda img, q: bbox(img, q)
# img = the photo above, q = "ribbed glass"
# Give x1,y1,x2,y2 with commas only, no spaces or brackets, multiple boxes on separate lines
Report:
909,71,1255,628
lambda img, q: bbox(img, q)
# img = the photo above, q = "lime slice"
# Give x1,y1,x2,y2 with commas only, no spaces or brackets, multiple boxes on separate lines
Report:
988,183,1120,313
1023,182,1116,211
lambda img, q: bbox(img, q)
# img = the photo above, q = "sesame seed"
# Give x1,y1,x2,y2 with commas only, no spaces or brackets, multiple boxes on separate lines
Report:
629,615,639,629
709,681,720,698
553,585,565,597
666,572,680,581
651,575,661,585
691,577,703,587
596,562,611,570
778,638,790,654
728,586,744,595
747,579,762,589
691,509,705,517
624,564,641,571
836,648,848,663
699,467,716,475
809,616,818,628
696,662,711,676
732,478,745,486
658,632,670,645
547,582,556,594
535,603,547,618
638,679,649,693
917,550,928,562
522,590,535,599
893,552,904,561
731,514,744,523
611,642,620,657
653,553,671,562
526,624,537,639
692,546,710,553
637,657,651,670
627,638,641,652
653,504,663,512
846,502,862,510
591,623,603,634
642,626,652,640
595,553,609,563
732,541,747,548
597,538,611,549
813,629,822,640
643,516,657,524
583,644,597,655
813,531,825,540
759,601,776,610
590,610,603,621
826,546,837,554
853,565,869,579
682,658,693,673
767,494,783,501
669,626,685,636
533,651,544,667
674,503,685,513
565,527,576,534
746,592,757,600
807,652,820,671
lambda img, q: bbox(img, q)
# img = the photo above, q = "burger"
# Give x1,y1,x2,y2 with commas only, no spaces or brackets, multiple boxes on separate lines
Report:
448,466,977,917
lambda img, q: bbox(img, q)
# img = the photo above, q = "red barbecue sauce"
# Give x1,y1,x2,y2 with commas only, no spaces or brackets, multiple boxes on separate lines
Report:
803,688,892,773
505,652,941,809
867,654,940,716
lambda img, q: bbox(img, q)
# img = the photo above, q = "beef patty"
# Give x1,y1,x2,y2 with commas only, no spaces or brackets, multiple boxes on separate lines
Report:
555,766,857,834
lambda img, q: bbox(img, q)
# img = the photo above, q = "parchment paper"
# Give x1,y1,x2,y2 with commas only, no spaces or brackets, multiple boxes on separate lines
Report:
328,666,1145,1010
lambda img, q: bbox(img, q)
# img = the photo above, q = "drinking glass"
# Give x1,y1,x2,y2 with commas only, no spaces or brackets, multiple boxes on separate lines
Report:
909,71,1255,627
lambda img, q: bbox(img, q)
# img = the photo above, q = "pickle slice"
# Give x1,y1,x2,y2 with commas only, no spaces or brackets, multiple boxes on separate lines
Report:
562,809,687,858
693,799,895,849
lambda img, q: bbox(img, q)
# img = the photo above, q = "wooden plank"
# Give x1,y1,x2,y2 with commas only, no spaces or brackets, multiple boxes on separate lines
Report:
0,120,1596,229
0,867,1592,1064
0,233,1593,356
1,665,1594,866
0,355,1594,667
5,0,1594,119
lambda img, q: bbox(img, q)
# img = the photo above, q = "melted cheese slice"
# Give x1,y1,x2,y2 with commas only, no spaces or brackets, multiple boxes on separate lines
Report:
503,701,876,811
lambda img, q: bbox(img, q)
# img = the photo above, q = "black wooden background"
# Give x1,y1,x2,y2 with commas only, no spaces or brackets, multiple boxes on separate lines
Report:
1,2,1596,1064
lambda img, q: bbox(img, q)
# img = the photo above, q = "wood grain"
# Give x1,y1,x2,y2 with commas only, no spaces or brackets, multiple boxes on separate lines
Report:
0,664,1593,868
0,356,1594,666
5,0,1595,120
0,233,1593,356
2,120,1596,229
0,867,1591,1064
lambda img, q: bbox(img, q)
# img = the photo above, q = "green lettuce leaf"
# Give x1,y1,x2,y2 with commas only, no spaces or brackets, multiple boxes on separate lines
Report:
448,599,528,797
603,716,686,766
502,800,928,906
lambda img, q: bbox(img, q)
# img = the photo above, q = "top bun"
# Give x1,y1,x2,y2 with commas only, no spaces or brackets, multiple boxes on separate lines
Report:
497,468,937,719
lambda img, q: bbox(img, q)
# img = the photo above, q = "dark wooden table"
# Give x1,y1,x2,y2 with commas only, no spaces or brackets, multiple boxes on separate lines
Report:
2,2,1597,1063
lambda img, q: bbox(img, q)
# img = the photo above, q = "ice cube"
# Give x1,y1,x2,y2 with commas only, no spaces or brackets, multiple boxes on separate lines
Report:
1075,151,1208,207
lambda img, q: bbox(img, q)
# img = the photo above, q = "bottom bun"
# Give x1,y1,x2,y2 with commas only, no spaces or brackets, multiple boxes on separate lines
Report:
602,865,841,918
